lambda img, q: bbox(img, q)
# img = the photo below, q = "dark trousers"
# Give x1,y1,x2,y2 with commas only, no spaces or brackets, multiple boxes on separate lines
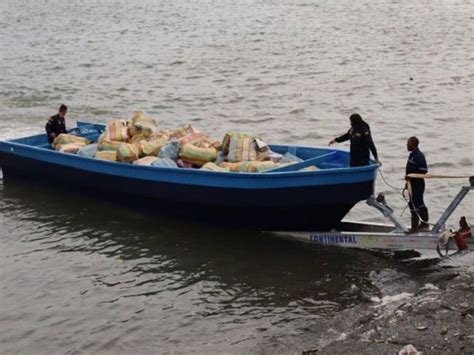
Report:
408,179,429,229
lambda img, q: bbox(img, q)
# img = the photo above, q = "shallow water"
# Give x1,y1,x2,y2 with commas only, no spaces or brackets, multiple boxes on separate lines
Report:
0,0,473,353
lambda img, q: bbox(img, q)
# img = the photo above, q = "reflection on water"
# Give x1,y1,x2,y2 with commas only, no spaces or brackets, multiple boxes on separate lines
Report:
0,178,435,352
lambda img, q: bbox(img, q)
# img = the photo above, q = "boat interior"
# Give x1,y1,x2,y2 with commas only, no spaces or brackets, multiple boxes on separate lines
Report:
6,122,367,172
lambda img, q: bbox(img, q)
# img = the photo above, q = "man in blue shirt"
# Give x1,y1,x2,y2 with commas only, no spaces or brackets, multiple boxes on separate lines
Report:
329,113,381,167
405,136,429,231
45,104,68,143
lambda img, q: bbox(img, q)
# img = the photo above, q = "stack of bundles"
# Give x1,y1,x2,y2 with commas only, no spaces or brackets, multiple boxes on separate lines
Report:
129,111,159,142
201,162,230,172
224,131,269,163
77,143,99,158
53,134,91,154
133,156,158,166
220,161,280,173
149,129,172,141
117,143,140,163
95,150,117,161
179,143,217,167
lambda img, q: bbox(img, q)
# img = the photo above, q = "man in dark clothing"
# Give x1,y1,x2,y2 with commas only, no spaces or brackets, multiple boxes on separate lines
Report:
329,113,381,167
405,136,429,231
45,104,68,143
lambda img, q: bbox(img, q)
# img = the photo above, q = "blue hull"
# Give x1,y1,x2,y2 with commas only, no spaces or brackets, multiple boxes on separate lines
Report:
0,123,377,231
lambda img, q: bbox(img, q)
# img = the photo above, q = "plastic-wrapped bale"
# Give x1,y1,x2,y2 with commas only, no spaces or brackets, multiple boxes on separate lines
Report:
128,111,158,140
151,158,178,168
201,162,230,172
246,161,280,172
149,129,172,141
179,132,207,146
219,161,246,172
281,152,303,164
158,140,180,160
254,138,270,161
56,143,86,154
117,143,140,163
104,119,130,142
97,132,123,151
227,136,258,162
53,134,90,148
140,138,169,157
179,143,217,167
95,150,117,161
193,136,222,150
77,143,99,158
222,131,252,154
133,156,159,166
268,150,284,163
171,124,199,139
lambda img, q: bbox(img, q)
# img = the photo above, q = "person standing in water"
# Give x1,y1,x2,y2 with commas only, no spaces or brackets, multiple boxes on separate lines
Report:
45,104,68,143
329,113,381,167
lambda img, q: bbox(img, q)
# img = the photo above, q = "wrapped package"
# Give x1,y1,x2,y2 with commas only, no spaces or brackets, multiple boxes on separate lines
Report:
95,150,117,161
179,143,217,166
179,132,207,146
220,161,280,173
299,165,319,172
140,138,168,157
117,143,140,163
201,162,230,172
227,136,258,162
128,111,159,139
97,132,123,151
149,130,172,141
170,124,199,139
56,143,86,154
133,156,159,166
219,161,247,172
53,134,90,148
104,119,130,142
151,158,178,168
158,141,180,160
77,143,99,158
222,131,254,154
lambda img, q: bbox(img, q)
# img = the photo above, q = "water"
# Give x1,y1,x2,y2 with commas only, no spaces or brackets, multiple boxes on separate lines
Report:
0,0,473,353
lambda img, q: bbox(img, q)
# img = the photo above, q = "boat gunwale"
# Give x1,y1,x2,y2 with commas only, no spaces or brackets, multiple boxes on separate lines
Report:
0,138,378,178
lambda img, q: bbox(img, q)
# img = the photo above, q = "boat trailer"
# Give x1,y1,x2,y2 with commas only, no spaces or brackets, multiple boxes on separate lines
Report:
274,177,473,256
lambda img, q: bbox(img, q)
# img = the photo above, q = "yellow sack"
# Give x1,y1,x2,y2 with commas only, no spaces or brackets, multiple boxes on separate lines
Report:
140,138,168,157
246,161,280,172
133,156,159,166
220,162,246,172
128,111,159,137
179,143,217,167
105,119,130,142
53,134,90,148
56,142,87,154
227,136,257,162
98,133,123,151
117,143,140,163
95,150,117,161
171,124,199,139
201,162,230,172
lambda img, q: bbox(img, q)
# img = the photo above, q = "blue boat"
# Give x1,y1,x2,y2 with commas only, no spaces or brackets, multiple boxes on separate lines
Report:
0,121,378,231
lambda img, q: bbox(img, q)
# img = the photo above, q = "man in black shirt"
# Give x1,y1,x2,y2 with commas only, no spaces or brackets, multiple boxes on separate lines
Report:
45,104,68,143
329,113,381,167
405,136,429,231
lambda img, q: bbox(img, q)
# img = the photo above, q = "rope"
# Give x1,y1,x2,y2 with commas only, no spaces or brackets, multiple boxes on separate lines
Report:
406,180,433,226
378,169,404,192
407,173,473,179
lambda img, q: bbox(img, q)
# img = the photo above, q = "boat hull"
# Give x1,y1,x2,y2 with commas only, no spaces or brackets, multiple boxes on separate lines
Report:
0,151,373,230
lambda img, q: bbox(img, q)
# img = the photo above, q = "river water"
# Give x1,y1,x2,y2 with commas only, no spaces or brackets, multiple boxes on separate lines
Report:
0,0,473,353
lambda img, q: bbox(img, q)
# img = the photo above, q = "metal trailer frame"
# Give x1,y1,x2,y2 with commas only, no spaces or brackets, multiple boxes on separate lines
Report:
273,178,473,253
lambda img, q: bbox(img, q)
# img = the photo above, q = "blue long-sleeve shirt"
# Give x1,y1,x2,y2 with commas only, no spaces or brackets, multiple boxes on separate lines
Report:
406,148,428,175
